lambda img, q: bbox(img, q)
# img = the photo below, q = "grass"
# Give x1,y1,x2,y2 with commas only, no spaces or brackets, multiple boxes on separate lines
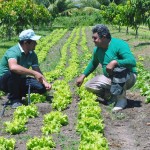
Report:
55,133,79,150
106,103,127,120
16,135,31,141
0,38,17,59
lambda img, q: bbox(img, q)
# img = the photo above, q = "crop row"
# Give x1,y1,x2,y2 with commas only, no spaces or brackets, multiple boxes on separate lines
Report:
134,56,150,103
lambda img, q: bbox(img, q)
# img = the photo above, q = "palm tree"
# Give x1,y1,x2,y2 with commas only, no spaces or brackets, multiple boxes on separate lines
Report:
46,0,76,18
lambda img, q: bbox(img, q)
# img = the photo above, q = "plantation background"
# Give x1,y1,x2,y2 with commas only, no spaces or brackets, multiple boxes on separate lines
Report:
0,0,150,150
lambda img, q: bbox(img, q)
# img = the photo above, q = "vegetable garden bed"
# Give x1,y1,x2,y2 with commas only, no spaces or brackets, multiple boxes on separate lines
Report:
0,26,150,150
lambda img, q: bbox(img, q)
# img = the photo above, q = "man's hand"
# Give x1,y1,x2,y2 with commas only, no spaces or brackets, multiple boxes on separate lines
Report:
42,80,52,90
76,74,86,87
33,67,51,90
34,71,45,83
106,60,118,75
34,72,52,90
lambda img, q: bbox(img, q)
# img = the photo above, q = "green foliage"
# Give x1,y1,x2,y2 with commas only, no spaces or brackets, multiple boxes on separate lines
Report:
0,137,16,150
52,13,103,28
79,132,109,150
0,91,5,98
78,0,101,9
52,6,103,28
100,0,150,37
4,118,27,135
13,104,39,119
126,0,150,37
42,111,68,135
134,56,150,103
45,0,75,18
101,2,119,25
26,93,46,104
26,136,55,150
0,0,51,39
4,104,39,134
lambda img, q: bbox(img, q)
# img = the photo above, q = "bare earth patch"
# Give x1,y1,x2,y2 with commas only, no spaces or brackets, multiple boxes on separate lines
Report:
101,91,150,150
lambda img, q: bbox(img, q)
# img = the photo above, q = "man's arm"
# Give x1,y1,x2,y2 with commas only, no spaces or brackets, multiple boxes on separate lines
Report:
8,59,44,82
8,59,52,90
106,41,136,76
32,66,52,90
76,49,100,87
83,48,99,77
117,42,136,67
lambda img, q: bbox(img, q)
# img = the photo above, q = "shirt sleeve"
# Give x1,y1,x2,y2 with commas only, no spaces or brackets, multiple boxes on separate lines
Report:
102,66,109,77
116,42,136,68
6,51,18,61
83,48,99,77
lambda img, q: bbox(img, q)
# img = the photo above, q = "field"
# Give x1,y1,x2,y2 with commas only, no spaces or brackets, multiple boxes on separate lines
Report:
0,26,150,150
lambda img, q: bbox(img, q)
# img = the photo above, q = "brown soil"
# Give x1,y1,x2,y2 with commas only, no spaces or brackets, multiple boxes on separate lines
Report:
0,89,150,150
101,91,150,150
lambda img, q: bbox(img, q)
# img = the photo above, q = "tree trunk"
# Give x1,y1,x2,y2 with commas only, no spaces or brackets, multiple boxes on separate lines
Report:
119,25,121,32
7,25,12,41
126,26,129,34
135,26,138,38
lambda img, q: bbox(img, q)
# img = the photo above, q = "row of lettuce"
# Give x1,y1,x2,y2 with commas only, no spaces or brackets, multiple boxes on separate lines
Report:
0,27,109,150
134,56,150,103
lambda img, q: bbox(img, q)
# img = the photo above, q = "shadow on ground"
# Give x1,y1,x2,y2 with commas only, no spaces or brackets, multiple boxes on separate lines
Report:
127,99,142,108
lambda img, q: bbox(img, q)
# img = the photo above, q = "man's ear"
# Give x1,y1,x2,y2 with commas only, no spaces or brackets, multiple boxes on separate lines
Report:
102,35,106,38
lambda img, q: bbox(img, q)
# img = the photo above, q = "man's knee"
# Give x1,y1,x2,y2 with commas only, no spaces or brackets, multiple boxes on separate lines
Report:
38,87,46,94
34,84,46,94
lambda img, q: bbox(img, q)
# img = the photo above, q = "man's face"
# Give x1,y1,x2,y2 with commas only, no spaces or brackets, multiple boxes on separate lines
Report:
92,32,102,47
27,40,37,51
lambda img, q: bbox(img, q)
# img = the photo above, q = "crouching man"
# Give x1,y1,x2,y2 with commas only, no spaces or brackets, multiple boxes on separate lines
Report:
76,24,137,112
0,29,51,108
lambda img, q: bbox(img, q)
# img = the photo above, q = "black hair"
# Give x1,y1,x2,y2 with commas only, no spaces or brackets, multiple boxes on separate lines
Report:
92,24,111,39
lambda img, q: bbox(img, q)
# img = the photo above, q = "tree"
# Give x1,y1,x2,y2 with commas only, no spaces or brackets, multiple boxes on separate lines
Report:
113,4,124,32
110,0,127,4
78,0,101,9
0,0,51,40
101,2,118,25
44,0,75,18
127,0,150,38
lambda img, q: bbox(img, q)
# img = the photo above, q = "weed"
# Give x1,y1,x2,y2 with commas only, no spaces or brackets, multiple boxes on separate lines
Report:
16,135,31,141
55,133,79,150
106,103,126,120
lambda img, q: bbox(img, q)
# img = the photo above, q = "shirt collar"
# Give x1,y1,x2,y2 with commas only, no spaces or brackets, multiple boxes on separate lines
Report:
18,43,24,53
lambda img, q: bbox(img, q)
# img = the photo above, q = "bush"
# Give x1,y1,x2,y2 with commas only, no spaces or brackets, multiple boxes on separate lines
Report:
52,13,103,29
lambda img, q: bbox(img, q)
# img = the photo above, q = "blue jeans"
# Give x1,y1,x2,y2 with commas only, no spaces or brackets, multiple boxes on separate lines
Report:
0,71,46,102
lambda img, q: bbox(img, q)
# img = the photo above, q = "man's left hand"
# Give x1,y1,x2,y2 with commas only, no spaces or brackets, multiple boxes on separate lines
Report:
106,60,118,75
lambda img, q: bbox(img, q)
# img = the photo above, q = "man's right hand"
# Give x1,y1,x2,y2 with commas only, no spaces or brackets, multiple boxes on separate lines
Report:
76,74,86,87
34,71,45,83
